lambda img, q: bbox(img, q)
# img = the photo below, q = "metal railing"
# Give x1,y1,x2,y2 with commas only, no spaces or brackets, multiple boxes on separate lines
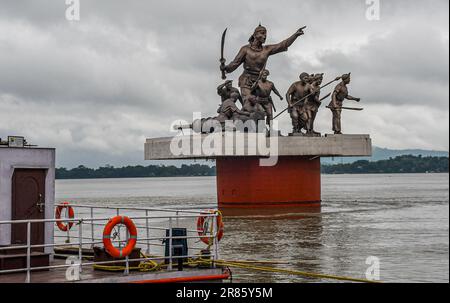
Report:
0,204,221,283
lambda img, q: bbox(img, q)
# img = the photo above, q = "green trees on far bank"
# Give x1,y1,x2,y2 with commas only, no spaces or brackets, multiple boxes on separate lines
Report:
56,155,448,179
322,155,448,174
56,164,216,179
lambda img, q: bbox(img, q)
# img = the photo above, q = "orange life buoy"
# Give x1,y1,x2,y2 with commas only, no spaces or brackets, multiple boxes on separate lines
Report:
55,202,75,232
103,216,138,258
197,210,224,245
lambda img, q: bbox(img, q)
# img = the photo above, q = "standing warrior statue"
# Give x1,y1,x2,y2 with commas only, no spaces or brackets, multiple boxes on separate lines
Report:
328,73,361,134
304,73,324,136
251,69,283,126
220,24,306,100
286,72,312,134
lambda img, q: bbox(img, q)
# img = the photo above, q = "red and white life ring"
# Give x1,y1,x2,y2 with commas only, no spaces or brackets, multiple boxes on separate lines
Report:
103,216,138,258
55,202,75,232
197,210,224,245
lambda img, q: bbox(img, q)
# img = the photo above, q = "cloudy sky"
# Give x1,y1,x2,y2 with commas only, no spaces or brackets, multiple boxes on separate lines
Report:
0,0,448,168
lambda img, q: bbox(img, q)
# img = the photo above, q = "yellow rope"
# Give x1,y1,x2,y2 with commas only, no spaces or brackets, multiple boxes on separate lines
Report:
92,253,161,272
91,253,379,283
213,260,382,283
220,259,290,265
91,209,378,283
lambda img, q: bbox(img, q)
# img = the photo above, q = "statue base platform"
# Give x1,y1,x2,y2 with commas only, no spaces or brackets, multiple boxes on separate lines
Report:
145,134,372,216
288,132,321,137
288,132,305,137
216,156,321,215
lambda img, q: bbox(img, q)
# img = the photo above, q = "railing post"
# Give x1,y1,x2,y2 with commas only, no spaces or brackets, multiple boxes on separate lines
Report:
66,207,71,243
90,207,94,248
145,210,150,254
116,208,121,249
168,217,173,271
212,214,218,268
25,222,31,283
124,231,129,275
78,219,83,274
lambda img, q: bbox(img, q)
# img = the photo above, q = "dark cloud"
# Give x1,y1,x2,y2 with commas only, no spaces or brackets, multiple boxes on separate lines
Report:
0,0,448,167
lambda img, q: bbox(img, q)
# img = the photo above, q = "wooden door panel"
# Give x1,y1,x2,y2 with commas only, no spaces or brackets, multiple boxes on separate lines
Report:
11,169,46,251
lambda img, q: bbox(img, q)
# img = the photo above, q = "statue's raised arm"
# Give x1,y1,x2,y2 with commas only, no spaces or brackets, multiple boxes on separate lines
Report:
220,25,306,100
266,26,306,56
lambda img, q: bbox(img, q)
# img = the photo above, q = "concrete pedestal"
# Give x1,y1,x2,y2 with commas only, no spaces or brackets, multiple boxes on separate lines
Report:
145,134,372,215
216,156,321,209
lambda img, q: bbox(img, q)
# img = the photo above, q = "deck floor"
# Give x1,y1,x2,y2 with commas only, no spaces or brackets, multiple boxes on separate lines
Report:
0,258,225,283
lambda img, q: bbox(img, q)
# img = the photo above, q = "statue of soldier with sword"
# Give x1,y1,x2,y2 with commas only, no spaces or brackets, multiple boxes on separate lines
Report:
219,24,306,101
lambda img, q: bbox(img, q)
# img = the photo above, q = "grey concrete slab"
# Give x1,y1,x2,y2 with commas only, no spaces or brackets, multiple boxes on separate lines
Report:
145,134,372,160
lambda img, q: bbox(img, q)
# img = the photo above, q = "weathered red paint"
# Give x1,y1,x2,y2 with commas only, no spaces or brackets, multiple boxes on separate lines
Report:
216,156,321,215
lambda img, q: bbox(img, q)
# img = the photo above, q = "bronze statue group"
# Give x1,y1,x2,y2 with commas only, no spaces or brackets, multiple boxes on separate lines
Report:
198,24,362,135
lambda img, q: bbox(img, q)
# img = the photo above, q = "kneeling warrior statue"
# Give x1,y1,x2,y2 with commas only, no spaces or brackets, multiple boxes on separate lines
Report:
216,92,250,123
217,80,243,112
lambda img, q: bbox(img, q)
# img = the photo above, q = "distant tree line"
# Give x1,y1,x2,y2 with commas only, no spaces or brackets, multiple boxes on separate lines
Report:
56,155,448,179
322,155,449,174
56,164,216,179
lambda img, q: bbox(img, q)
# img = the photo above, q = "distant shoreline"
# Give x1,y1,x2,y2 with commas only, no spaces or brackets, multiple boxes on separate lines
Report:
56,155,448,180
54,172,449,181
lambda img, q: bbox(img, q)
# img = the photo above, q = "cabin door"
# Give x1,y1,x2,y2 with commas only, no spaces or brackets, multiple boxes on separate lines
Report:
11,169,46,252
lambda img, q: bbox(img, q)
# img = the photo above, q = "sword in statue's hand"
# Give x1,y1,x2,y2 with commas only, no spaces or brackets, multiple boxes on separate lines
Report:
220,28,227,80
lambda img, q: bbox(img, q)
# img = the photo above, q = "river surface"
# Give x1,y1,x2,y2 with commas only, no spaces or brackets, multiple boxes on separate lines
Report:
55,173,449,283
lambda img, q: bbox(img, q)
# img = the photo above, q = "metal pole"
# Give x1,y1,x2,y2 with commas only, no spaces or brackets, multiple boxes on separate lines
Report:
116,208,121,250
25,222,31,283
212,215,218,268
145,210,150,254
124,231,129,275
78,219,83,273
66,207,70,243
168,218,173,271
90,207,94,248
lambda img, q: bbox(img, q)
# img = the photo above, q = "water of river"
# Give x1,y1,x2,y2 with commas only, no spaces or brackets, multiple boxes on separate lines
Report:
56,173,449,283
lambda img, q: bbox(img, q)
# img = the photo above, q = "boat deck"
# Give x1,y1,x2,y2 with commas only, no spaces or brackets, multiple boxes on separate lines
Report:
0,204,227,283
0,258,228,283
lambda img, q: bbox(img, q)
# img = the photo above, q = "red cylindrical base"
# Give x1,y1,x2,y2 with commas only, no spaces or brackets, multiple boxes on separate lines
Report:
216,156,321,215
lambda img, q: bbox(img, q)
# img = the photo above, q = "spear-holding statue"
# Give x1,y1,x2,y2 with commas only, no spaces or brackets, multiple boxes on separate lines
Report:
304,73,325,136
327,73,362,134
220,24,306,100
274,75,341,120
285,72,312,134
